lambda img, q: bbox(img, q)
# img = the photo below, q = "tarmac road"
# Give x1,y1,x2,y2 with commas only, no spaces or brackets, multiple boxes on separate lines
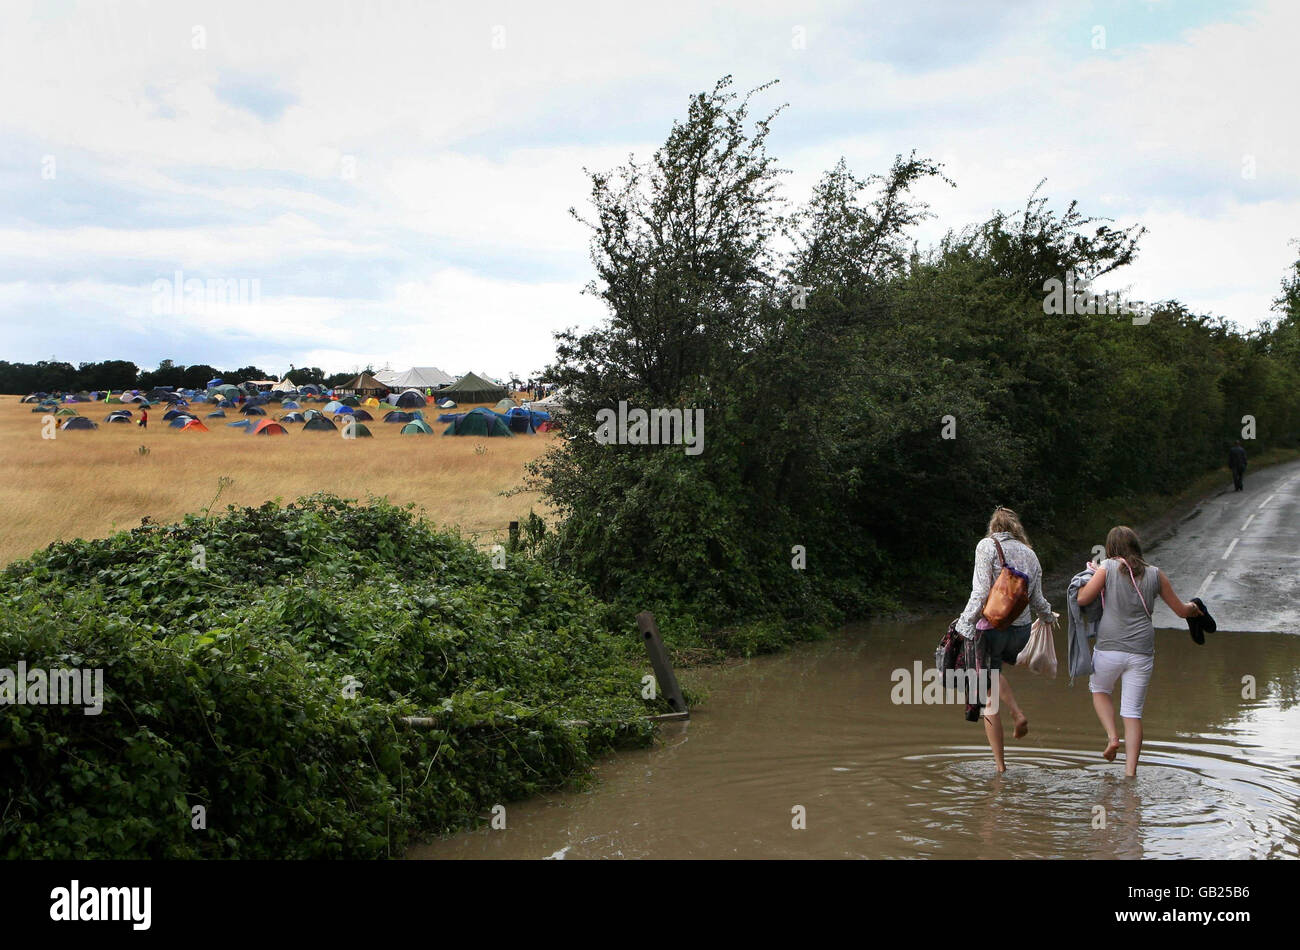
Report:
1147,458,1300,633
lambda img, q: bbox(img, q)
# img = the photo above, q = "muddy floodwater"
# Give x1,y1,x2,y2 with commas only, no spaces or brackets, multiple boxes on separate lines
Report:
410,620,1300,859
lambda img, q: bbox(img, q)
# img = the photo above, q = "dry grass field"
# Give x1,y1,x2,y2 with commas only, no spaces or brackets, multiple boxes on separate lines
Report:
0,394,557,567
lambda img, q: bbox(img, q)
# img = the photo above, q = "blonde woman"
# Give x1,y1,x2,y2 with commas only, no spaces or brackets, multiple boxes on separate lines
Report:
956,507,1057,772
1075,526,1201,776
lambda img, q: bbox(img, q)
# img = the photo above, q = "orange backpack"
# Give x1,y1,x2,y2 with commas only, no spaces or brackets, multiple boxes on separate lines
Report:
982,538,1030,629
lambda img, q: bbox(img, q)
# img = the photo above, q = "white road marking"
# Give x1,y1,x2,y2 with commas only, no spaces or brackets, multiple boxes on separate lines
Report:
1223,537,1240,559
1196,572,1217,597
1258,494,1276,510
1241,514,1256,531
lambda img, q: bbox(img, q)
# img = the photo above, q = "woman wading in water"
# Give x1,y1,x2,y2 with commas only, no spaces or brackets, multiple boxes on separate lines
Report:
955,508,1056,772
1075,526,1201,776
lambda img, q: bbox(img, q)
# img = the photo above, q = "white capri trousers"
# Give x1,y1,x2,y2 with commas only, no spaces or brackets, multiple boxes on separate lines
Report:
1089,649,1155,719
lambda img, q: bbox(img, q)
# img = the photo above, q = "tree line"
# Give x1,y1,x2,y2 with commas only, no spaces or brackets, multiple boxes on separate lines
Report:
0,358,362,395
531,77,1300,643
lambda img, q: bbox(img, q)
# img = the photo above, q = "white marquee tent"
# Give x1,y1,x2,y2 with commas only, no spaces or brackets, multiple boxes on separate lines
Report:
388,366,454,389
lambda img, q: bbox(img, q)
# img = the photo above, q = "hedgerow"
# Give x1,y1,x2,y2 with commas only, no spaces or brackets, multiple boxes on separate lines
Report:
0,494,661,858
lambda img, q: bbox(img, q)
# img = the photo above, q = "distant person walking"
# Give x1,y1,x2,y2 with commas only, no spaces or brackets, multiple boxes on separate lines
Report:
139,407,148,429
955,507,1057,773
1075,526,1201,776
1228,441,1248,491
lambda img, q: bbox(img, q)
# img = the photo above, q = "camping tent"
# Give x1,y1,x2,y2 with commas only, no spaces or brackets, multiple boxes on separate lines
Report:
363,397,380,407
179,419,209,432
350,409,373,421
104,413,132,423
323,400,344,412
530,387,568,417
240,405,267,416
343,422,372,438
279,412,305,423
388,366,453,390
443,407,513,437
208,384,240,403
251,420,288,436
401,418,434,435
303,416,337,432
494,398,516,411
60,417,97,430
271,378,297,393
440,372,508,404
336,373,389,398
383,411,414,423
392,389,427,408
206,410,227,418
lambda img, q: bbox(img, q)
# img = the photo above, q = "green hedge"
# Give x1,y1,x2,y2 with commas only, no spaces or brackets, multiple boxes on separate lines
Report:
0,495,659,858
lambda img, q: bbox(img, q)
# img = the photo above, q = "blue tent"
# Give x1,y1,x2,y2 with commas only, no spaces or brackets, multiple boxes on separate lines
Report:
227,420,255,430
207,377,223,388
207,410,226,418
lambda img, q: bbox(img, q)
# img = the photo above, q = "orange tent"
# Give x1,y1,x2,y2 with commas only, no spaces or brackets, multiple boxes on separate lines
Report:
180,419,209,432
251,420,288,436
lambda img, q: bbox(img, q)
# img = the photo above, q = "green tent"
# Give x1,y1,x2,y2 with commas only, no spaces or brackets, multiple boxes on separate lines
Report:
345,423,373,438
443,407,513,437
208,384,240,403
401,418,434,435
439,372,508,404
494,398,515,410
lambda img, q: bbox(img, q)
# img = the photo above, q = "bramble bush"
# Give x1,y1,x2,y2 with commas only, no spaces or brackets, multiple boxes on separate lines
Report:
0,494,663,858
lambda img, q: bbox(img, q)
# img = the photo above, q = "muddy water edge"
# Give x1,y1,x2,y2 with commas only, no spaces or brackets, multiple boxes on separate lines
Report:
410,618,1300,859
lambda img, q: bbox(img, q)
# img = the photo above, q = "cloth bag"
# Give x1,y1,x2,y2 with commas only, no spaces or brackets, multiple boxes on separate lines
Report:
1016,615,1058,678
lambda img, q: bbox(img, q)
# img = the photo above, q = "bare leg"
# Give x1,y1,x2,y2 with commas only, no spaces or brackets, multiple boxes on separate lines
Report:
983,710,1006,773
1092,692,1120,761
1000,673,1029,738
1122,717,1143,776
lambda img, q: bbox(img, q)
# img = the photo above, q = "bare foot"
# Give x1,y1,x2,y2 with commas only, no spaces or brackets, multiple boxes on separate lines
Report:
1102,736,1120,762
1013,716,1029,739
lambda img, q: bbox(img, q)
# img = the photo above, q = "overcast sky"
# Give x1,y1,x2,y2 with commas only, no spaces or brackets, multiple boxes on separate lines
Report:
2,0,1296,379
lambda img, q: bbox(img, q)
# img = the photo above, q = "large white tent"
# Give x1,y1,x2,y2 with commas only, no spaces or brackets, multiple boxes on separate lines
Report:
388,366,454,388
271,378,297,393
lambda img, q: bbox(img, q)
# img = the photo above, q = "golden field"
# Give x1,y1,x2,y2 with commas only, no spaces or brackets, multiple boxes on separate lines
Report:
0,394,557,567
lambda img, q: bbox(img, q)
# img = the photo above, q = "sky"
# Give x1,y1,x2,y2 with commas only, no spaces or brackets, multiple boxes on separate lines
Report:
1,0,1296,380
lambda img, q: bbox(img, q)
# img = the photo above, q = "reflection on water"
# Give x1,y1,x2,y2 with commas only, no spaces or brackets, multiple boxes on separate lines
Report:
409,620,1300,859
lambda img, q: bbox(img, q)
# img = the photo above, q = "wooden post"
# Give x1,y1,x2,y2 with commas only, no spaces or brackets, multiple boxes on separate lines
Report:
637,611,688,715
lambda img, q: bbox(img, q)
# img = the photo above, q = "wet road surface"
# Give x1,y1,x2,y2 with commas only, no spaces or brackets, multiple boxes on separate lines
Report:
1148,459,1300,633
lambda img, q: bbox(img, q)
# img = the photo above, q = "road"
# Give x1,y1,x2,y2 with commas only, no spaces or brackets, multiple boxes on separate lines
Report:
1147,458,1300,633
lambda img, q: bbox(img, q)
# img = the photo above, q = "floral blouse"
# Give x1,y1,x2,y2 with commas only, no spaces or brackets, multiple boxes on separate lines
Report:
956,532,1055,639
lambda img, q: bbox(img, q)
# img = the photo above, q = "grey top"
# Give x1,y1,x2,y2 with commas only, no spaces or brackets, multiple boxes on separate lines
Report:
1094,558,1161,655
956,532,1055,639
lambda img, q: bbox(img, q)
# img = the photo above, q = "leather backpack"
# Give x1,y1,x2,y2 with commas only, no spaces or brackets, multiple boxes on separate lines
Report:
982,537,1030,629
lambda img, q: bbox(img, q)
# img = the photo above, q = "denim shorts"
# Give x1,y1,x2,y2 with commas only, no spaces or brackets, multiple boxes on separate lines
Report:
984,622,1032,671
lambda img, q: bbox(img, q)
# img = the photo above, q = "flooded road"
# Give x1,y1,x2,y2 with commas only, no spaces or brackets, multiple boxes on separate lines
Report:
411,620,1300,859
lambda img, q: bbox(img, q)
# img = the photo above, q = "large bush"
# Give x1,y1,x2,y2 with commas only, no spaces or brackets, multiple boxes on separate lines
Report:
0,495,659,858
